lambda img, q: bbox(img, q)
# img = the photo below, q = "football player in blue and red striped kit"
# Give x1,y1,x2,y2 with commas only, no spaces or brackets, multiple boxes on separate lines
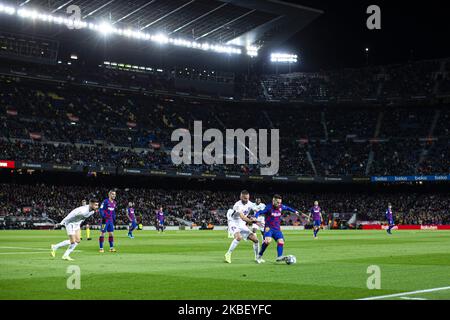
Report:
386,203,395,235
255,194,309,263
309,201,324,239
99,190,117,253
127,202,138,239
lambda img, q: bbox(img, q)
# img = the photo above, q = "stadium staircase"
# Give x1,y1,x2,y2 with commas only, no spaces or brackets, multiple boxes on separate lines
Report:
428,110,441,138
432,61,447,94
417,110,442,169
260,80,271,100
306,151,318,176
376,67,386,97
365,151,375,175
214,114,226,130
366,111,384,174
374,111,384,138
263,110,275,128
321,112,329,140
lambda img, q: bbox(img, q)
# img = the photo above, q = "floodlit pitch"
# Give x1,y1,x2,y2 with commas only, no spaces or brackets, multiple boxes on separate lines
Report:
0,230,449,300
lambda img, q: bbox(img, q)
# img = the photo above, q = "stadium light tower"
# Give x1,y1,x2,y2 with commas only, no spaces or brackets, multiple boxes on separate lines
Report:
270,53,298,64
0,4,243,56
270,52,298,73
97,22,115,36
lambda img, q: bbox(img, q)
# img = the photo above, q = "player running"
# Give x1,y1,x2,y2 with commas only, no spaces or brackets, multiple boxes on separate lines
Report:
255,194,308,263
51,199,99,261
386,203,395,234
80,199,87,240
251,197,266,239
156,206,165,233
225,190,261,264
127,202,138,239
309,201,324,239
99,190,117,253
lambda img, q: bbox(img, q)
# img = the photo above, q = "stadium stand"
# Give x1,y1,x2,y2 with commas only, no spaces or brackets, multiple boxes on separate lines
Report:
0,45,449,229
1,59,449,177
1,184,449,229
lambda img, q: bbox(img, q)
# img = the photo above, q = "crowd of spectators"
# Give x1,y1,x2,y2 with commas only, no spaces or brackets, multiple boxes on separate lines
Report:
0,184,448,229
261,59,450,101
1,72,449,176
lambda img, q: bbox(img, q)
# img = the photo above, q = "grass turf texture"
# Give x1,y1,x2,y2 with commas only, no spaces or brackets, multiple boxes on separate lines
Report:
0,230,449,300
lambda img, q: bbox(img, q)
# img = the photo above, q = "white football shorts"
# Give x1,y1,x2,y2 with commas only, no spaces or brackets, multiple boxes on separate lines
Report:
64,222,81,236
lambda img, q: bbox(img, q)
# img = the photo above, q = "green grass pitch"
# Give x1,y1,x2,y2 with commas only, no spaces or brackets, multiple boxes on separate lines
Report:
1,229,450,300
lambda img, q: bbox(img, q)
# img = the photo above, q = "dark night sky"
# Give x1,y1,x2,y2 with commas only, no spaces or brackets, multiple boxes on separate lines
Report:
283,0,450,71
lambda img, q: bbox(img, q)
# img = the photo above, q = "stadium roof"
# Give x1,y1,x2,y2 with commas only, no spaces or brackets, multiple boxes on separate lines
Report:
1,0,322,54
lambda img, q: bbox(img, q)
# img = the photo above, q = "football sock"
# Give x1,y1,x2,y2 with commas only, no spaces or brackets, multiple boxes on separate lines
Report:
108,236,114,248
277,243,284,257
54,240,71,249
63,242,78,257
99,236,104,249
259,242,268,256
253,242,260,257
227,239,240,253
86,228,90,239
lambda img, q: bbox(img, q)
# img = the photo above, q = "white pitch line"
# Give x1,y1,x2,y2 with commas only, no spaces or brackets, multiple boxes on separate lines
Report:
0,251,82,255
0,246,52,251
0,246,82,252
0,252,49,255
358,286,450,300
400,297,427,300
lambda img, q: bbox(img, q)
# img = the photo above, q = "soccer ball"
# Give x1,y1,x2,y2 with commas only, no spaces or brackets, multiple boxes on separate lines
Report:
286,255,297,265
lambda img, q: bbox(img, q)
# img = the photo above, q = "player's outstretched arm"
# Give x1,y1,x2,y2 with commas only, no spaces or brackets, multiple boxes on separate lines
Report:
282,205,300,215
239,212,256,224
283,205,310,220
297,211,310,220
254,206,269,219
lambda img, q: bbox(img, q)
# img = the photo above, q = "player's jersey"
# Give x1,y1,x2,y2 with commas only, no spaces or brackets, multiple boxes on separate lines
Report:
156,210,164,223
310,206,322,221
127,207,136,222
228,200,255,224
100,198,116,223
386,208,393,220
256,204,297,231
61,205,95,225
253,203,266,214
226,209,235,223
252,203,266,228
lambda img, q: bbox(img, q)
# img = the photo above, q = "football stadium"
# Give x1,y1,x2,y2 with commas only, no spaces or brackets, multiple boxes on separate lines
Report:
0,0,449,304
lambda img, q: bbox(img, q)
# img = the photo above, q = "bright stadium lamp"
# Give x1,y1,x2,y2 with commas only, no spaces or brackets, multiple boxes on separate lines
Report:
0,4,16,15
97,22,115,36
0,3,244,56
270,53,298,63
151,33,169,44
246,46,259,57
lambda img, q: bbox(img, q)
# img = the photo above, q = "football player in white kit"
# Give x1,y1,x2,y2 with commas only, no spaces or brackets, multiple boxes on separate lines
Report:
225,190,262,264
251,197,266,239
50,199,99,261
